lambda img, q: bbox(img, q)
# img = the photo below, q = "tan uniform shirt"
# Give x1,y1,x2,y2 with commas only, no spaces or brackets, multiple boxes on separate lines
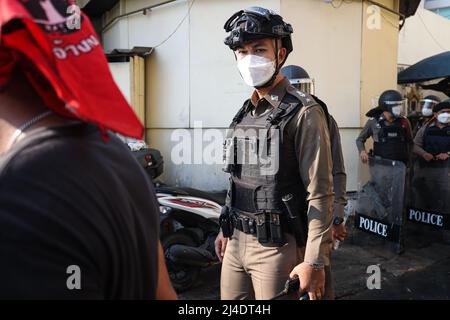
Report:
356,117,379,153
328,115,347,219
413,120,438,157
243,78,334,266
356,115,413,154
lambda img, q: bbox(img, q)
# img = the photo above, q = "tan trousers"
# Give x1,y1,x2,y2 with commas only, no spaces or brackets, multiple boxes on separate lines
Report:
220,229,334,300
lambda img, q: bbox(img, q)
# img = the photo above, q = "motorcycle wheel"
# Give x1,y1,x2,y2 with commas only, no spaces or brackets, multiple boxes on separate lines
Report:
161,232,201,292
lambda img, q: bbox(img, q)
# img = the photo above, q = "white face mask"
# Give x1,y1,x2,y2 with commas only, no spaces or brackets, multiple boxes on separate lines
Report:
391,106,401,117
237,54,276,87
422,107,433,117
437,112,450,124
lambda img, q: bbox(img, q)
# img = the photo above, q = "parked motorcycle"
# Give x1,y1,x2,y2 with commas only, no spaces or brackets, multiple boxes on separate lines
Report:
122,138,224,292
157,185,224,291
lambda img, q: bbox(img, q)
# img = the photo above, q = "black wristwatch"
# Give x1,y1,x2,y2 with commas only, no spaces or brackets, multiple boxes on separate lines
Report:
333,217,344,225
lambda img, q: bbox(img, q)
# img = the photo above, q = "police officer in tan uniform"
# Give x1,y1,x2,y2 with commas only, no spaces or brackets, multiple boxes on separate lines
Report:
356,90,413,165
413,100,450,162
215,7,334,300
281,65,347,243
281,65,347,300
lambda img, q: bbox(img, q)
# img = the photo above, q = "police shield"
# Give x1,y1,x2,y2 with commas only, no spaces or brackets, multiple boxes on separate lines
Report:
407,158,450,231
354,156,407,252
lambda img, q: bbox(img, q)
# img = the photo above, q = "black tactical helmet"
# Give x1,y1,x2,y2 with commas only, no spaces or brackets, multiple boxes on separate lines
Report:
378,90,404,111
224,6,293,55
281,65,315,94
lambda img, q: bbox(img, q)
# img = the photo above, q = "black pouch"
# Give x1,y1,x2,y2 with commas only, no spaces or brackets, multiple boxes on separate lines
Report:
255,213,269,243
222,138,235,173
219,206,234,238
269,213,284,245
282,193,308,247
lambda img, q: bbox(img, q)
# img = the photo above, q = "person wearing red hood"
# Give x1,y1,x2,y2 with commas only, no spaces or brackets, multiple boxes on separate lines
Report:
0,0,175,299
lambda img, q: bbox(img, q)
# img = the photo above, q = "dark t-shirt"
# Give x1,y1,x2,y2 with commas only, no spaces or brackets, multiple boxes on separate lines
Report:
0,122,159,299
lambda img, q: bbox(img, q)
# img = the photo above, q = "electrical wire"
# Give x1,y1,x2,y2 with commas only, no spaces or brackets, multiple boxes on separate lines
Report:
416,11,448,51
154,0,196,48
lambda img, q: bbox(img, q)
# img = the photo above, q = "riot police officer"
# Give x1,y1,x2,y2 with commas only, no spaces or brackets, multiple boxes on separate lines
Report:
215,7,333,300
410,95,441,136
410,100,450,224
413,100,450,162
356,90,413,164
281,65,347,245
280,65,315,95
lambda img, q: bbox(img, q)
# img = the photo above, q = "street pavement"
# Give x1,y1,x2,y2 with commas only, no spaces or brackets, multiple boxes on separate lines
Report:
179,218,450,300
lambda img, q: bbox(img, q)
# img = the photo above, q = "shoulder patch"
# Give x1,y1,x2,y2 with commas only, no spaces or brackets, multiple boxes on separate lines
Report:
285,85,317,108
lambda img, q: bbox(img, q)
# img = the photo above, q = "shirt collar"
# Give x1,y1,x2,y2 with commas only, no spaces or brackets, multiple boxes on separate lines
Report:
248,77,291,110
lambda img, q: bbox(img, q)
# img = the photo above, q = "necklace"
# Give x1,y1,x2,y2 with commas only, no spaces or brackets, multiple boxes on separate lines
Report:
8,110,53,148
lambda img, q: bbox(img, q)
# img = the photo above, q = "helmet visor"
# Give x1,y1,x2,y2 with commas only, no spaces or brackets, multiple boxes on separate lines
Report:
290,78,315,95
385,99,408,117
419,98,439,111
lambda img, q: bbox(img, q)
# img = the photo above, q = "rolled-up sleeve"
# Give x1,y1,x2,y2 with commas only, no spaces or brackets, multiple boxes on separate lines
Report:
292,105,334,266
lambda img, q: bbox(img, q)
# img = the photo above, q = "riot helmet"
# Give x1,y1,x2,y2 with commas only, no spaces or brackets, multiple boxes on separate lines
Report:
420,95,441,117
281,65,315,95
378,90,407,118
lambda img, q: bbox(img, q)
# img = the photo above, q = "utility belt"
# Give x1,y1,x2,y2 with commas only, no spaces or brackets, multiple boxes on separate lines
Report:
220,194,308,248
233,211,288,247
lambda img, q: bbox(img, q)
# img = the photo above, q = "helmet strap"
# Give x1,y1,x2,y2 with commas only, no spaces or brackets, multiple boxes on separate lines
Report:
255,39,280,89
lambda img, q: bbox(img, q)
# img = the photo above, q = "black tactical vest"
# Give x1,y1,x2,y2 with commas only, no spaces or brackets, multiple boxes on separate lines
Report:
424,124,450,155
373,118,408,162
224,92,314,218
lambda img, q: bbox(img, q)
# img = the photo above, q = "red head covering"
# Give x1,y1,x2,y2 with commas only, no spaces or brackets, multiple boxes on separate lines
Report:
0,0,143,139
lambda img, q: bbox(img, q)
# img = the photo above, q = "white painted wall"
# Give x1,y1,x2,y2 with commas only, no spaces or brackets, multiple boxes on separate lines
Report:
109,62,131,103
281,0,365,191
148,128,229,190
102,0,400,192
103,3,129,51
189,0,279,128
399,0,450,66
282,0,363,129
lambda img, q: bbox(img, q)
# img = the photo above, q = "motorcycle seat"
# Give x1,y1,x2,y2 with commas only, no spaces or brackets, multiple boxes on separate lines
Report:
182,188,227,206
156,185,226,206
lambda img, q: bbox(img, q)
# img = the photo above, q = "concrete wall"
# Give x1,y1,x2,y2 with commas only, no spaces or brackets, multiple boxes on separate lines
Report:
102,0,400,192
360,0,400,124
281,0,364,192
399,0,450,66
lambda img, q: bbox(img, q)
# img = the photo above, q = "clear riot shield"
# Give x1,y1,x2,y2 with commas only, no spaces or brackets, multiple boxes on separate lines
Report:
354,156,407,253
407,158,450,232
